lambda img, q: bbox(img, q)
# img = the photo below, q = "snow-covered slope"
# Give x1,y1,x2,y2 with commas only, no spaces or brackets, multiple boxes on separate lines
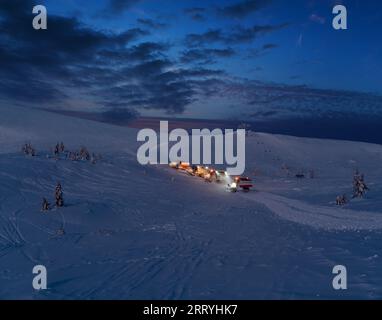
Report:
243,132,382,230
0,105,137,155
1,105,382,299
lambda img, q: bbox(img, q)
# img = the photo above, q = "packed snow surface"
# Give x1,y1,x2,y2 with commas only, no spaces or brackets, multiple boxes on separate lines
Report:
1,105,382,299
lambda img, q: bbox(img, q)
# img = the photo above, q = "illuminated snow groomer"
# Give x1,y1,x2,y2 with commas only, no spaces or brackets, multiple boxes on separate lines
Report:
169,162,179,169
195,166,210,178
195,166,218,182
169,162,253,192
169,161,195,176
178,162,191,171
226,176,253,192
234,176,253,191
169,161,191,170
215,170,229,183
226,181,238,193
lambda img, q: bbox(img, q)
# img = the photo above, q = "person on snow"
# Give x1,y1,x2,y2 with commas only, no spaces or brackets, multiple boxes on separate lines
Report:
59,142,65,153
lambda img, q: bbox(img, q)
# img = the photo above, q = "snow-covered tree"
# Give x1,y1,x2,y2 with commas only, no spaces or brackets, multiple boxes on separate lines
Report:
22,143,36,156
353,170,369,198
91,153,97,164
55,183,64,207
41,198,50,211
54,143,60,157
336,194,347,206
22,143,28,155
68,151,77,161
59,142,65,153
79,146,90,160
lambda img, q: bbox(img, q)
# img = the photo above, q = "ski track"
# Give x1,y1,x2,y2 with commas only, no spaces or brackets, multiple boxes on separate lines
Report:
1,152,382,299
240,191,382,231
1,105,382,299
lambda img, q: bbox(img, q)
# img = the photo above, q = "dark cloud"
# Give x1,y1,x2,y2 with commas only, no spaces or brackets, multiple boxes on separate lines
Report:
174,68,225,78
0,0,33,16
185,29,225,46
107,0,142,15
137,18,168,29
180,48,235,64
99,42,169,62
101,66,225,114
224,81,382,119
218,0,272,18
1,0,379,122
185,24,287,46
101,108,139,124
249,110,279,117
185,7,206,14
1,1,144,104
0,0,227,115
262,43,278,50
190,14,206,22
184,7,207,22
228,24,288,43
248,43,278,58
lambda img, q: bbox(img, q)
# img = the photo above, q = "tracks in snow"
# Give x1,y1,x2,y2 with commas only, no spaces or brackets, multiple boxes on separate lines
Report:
239,191,382,231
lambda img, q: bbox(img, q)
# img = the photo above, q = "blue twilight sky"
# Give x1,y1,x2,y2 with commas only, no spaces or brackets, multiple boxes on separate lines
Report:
0,0,381,121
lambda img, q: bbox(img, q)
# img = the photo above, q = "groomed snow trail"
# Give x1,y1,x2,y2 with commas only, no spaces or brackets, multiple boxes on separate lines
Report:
239,191,382,231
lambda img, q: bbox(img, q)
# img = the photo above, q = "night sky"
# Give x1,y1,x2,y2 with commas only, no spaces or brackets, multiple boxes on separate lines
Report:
0,0,381,121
